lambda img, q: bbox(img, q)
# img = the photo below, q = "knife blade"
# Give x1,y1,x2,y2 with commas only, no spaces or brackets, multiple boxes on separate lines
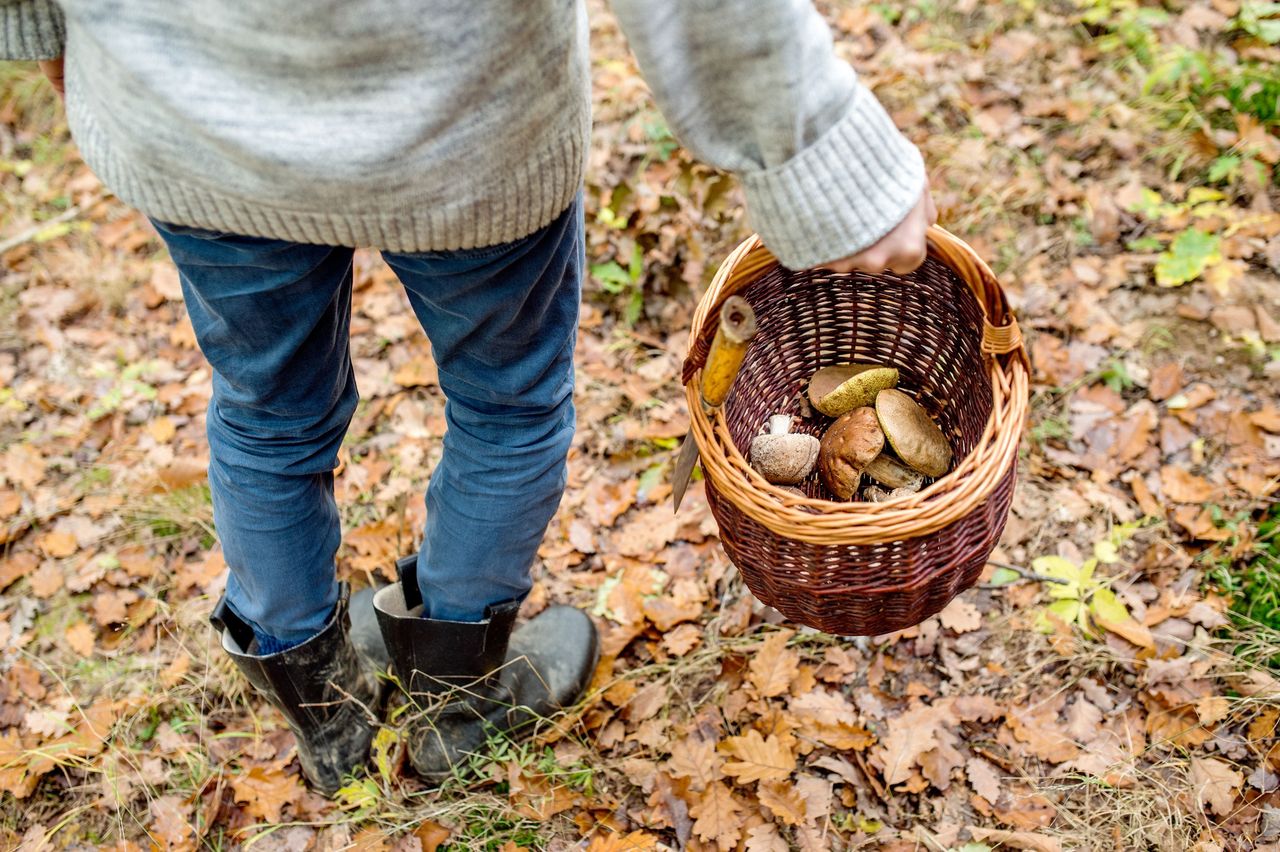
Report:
672,295,758,511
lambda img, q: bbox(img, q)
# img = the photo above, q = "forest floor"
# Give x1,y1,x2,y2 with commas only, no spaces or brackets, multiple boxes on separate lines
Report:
1,1,1279,850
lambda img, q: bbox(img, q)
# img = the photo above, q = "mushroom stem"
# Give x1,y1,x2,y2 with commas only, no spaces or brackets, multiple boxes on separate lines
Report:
767,414,794,436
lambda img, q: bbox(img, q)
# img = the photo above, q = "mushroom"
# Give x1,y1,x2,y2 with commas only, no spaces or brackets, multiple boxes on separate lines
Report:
808,364,899,417
874,388,952,478
818,406,885,500
750,415,820,485
863,484,922,503
864,453,925,492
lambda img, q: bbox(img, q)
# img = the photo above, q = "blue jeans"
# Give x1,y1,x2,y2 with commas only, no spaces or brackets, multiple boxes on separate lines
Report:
153,198,582,653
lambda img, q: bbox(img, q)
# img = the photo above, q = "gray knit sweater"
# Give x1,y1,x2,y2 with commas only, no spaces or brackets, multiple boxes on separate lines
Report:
0,0,925,269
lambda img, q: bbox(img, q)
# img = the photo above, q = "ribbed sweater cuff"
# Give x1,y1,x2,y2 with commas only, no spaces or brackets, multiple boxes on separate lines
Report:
742,85,926,270
0,1,65,60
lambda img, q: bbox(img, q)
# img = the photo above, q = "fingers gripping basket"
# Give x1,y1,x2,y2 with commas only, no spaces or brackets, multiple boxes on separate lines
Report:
682,227,1030,636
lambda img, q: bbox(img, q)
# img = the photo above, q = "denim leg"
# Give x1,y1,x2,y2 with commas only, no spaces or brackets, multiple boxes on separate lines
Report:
382,197,583,622
152,222,358,650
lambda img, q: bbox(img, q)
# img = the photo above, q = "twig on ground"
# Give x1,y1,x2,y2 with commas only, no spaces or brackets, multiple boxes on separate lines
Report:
0,193,108,255
981,560,1070,586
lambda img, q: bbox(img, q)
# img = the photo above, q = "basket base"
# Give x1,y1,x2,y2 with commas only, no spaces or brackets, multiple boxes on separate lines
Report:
708,459,1017,636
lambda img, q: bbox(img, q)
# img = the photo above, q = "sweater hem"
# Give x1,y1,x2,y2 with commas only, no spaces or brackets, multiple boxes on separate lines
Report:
0,0,65,60
70,100,590,253
742,85,926,270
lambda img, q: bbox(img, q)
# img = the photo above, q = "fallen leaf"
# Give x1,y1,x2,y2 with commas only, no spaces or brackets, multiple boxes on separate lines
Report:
149,794,195,847
36,531,76,558
1190,756,1242,817
415,822,453,852
967,756,1003,804
688,781,742,851
757,779,807,825
146,416,177,443
938,598,982,633
720,730,795,784
28,561,63,598
586,831,657,852
744,823,790,852
1161,466,1219,503
748,630,799,698
667,736,723,791
230,764,305,823
65,623,94,657
968,828,1063,852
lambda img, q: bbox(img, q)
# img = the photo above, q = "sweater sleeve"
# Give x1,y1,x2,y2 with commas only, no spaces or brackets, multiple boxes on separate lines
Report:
0,0,64,61
610,0,925,269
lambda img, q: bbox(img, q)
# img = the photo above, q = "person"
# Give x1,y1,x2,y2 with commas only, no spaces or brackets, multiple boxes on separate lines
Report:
0,0,937,794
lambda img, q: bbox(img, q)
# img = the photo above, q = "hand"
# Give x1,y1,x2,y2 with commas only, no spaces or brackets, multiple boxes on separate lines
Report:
820,186,938,275
38,57,64,98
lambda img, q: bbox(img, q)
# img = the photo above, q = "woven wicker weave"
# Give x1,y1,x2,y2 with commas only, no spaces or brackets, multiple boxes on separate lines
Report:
682,227,1030,635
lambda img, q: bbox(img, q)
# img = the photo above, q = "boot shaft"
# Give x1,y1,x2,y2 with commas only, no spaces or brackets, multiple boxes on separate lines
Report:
213,584,373,735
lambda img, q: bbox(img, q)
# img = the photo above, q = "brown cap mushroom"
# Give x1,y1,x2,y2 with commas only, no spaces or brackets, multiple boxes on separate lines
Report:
875,388,952,478
750,415,820,485
818,406,885,500
864,453,925,492
808,364,899,417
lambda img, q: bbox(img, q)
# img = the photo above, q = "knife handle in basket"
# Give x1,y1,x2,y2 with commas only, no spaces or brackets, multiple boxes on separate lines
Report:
698,296,758,412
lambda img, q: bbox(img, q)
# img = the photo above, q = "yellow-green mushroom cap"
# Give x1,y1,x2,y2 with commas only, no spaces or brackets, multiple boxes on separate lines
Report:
874,388,952,478
808,364,899,417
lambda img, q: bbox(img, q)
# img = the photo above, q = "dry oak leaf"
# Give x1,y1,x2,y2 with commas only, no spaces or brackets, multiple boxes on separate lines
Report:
688,780,743,851
0,730,37,799
757,779,807,826
662,622,702,656
1160,466,1218,503
790,689,874,751
968,828,1063,852
149,794,195,848
874,701,950,786
231,764,305,823
744,823,790,852
667,736,724,791
585,830,658,852
748,630,800,699
1190,756,1243,818
3,444,46,491
415,821,453,852
938,597,982,633
642,593,702,632
967,756,1003,805
720,729,796,784
36,530,76,559
146,415,177,443
27,561,63,599
65,622,94,657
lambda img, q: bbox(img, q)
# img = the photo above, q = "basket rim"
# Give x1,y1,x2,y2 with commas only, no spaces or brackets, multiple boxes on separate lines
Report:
684,227,1031,546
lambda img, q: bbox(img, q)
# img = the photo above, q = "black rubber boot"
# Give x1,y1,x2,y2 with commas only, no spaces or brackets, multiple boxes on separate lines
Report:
373,555,600,782
212,583,384,795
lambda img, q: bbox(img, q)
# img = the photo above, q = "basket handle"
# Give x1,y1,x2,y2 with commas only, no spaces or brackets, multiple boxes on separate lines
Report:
681,226,1023,386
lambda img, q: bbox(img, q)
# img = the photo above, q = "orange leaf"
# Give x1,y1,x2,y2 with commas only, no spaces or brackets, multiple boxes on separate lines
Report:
747,630,799,698
37,531,76,558
585,830,658,852
1160,466,1218,503
667,736,724,791
230,764,304,823
65,622,94,656
687,781,742,851
415,822,453,852
720,730,795,784
757,779,807,825
28,561,64,598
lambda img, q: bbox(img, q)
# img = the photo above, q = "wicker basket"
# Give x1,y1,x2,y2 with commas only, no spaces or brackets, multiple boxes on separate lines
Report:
682,226,1029,636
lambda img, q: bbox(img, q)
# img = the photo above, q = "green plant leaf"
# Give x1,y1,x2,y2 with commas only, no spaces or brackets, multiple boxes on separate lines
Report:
1155,228,1221,287
1089,587,1132,625
988,567,1021,586
1036,598,1082,633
